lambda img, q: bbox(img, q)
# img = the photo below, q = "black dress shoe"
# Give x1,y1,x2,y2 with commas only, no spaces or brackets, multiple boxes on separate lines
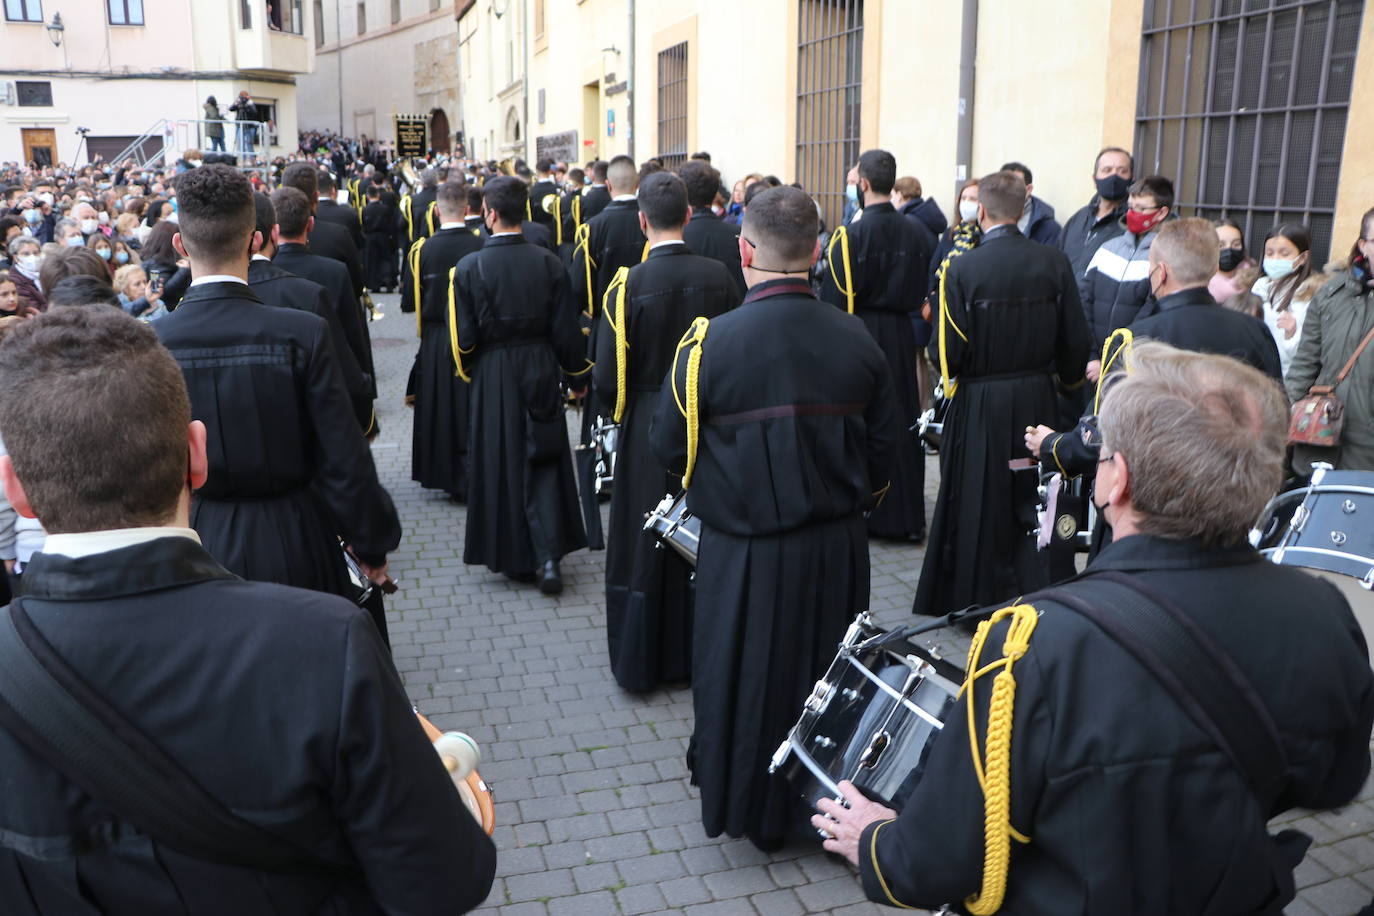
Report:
537,560,563,595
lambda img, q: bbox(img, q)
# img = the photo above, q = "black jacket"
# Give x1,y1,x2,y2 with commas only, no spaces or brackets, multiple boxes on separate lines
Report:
1057,195,1128,283
528,178,558,228
316,198,365,252
306,217,364,295
581,185,610,221
0,537,495,914
1129,285,1283,379
273,242,377,401
682,208,745,295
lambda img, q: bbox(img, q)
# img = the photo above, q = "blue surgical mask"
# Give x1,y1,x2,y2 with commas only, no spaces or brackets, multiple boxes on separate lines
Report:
115,251,130,264
22,208,39,223
1263,257,1297,280
845,184,858,204
65,235,85,248
96,248,112,260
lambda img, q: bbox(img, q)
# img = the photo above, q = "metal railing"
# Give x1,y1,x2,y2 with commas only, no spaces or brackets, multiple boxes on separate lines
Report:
110,117,272,169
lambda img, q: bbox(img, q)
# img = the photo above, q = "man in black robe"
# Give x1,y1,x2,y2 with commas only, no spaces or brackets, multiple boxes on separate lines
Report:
916,170,1091,617
248,191,373,430
582,160,611,221
650,186,898,851
362,184,399,292
155,166,400,617
401,181,484,499
593,172,740,692
0,306,495,913
273,186,379,436
554,167,586,261
315,168,365,253
453,177,589,594
820,149,933,541
280,162,364,296
679,159,745,296
528,158,558,231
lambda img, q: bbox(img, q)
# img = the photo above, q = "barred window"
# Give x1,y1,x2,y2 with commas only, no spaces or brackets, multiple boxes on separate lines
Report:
1135,0,1365,263
657,42,689,170
796,0,863,233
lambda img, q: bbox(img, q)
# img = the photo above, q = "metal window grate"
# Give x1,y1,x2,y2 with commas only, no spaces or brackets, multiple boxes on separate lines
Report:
1136,0,1365,264
16,81,52,107
796,0,863,233
657,42,689,169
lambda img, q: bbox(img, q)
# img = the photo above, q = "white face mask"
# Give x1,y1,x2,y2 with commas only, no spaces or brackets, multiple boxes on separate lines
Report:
959,200,980,223
65,234,85,247
98,212,109,224
80,218,98,235
17,254,39,272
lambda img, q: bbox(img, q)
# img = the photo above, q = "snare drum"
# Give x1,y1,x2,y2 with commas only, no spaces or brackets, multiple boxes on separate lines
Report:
643,491,701,567
416,712,495,835
915,384,951,454
1251,464,1374,588
575,416,620,497
769,613,963,812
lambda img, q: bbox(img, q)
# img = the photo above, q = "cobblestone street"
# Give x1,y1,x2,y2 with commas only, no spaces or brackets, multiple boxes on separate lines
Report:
363,297,1374,916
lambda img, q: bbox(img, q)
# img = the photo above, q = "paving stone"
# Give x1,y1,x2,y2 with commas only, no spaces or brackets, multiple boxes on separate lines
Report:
702,866,777,899
748,888,806,916
659,875,713,908
504,868,574,904
1301,876,1374,916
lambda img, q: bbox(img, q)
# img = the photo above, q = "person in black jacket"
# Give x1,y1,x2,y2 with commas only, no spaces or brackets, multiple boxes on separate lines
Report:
816,340,1373,916
528,158,558,231
228,90,258,161
679,159,744,296
279,162,364,296
361,184,398,292
314,168,364,253
581,160,611,221
0,305,495,913
1056,146,1133,284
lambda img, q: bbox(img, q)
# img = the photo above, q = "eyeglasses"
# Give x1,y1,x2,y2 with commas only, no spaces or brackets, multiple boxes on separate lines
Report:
1129,204,1162,214
1097,452,1116,465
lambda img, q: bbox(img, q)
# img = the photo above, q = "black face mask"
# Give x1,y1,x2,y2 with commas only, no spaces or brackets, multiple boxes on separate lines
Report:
1095,173,1130,202
1218,248,1245,272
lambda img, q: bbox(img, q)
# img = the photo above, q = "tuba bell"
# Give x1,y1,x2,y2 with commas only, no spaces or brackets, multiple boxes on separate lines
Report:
398,158,421,193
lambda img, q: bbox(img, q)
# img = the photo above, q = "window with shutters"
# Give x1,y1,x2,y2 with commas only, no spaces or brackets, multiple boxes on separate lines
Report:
795,0,863,233
657,42,689,169
1135,0,1365,263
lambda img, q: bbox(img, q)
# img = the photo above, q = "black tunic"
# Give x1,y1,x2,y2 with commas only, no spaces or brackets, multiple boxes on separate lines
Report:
581,185,610,221
307,217,364,296
317,197,365,252
361,200,398,290
528,178,558,229
649,278,898,847
862,535,1374,915
570,199,647,321
0,537,495,914
453,234,590,575
154,281,400,597
682,208,745,296
402,225,485,497
916,225,1091,616
247,256,372,431
401,188,438,252
592,243,741,691
819,201,933,539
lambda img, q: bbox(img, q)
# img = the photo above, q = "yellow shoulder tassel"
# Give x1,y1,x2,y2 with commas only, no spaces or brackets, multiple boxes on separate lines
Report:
447,265,472,382
526,198,532,223
961,603,1039,916
401,195,414,241
604,267,631,423
671,317,711,487
1094,328,1134,414
826,226,855,314
574,222,596,318
426,201,437,235
640,240,650,263
409,237,427,338
552,196,563,247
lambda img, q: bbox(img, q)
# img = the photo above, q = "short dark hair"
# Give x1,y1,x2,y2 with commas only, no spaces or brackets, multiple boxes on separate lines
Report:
365,185,380,199
567,168,585,186
175,164,255,264
1000,161,1033,185
270,186,312,237
690,151,711,162
857,149,897,196
638,172,689,230
677,160,720,210
607,155,638,193
483,176,527,227
743,180,771,208
315,169,336,193
280,162,319,202
47,275,120,309
465,186,484,214
592,160,609,182
638,160,664,182
742,186,818,269
252,191,275,240
536,158,554,174
1131,175,1175,210
436,180,466,218
1094,146,1134,174
0,307,191,532
39,247,109,299
979,170,1028,222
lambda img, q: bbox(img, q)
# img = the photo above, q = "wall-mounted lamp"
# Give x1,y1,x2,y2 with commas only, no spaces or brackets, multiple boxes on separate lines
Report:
46,12,65,48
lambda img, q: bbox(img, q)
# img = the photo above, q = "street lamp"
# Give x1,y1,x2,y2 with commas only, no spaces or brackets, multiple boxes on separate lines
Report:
45,12,64,48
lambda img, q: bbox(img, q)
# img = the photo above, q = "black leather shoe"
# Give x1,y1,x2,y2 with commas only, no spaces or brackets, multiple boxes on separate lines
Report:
537,560,563,595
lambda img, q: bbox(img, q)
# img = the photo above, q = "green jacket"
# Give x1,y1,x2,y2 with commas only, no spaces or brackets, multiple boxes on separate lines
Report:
204,103,224,138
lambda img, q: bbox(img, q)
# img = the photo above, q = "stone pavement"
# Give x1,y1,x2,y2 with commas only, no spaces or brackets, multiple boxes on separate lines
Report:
361,296,1374,915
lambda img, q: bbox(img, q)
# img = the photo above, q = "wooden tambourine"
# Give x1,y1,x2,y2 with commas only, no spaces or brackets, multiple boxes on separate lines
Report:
416,712,495,835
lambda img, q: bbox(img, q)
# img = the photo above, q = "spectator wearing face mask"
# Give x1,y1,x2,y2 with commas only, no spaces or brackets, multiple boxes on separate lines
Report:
1057,147,1133,286
71,201,101,240
1253,223,1325,379
1208,219,1259,304
927,178,981,301
110,238,137,268
7,237,43,313
9,194,53,244
1000,161,1062,245
54,218,84,248
86,233,116,279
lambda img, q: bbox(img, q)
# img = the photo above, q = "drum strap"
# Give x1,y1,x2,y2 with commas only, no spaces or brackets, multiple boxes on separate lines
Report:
1038,571,1288,801
0,598,353,878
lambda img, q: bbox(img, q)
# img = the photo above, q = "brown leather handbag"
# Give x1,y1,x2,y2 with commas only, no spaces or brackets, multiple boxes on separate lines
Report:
1289,321,1374,446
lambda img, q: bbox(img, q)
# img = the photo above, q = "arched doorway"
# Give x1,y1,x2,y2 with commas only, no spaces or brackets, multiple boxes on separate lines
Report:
430,108,451,154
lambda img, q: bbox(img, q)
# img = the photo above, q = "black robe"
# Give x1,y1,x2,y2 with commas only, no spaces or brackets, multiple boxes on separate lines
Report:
916,225,1091,616
362,200,399,290
592,243,741,691
0,537,495,914
317,197,365,252
649,278,898,848
402,225,485,497
582,185,610,221
274,241,379,420
453,234,591,576
154,281,400,598
528,178,558,229
401,188,438,252
307,218,364,296
683,207,745,296
820,200,932,539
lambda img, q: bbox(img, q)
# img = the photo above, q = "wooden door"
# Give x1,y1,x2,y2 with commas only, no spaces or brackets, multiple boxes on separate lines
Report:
21,129,56,167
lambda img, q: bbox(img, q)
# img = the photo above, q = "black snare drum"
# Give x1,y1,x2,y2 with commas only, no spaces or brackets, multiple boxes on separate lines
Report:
1251,464,1374,587
770,613,963,813
643,491,700,567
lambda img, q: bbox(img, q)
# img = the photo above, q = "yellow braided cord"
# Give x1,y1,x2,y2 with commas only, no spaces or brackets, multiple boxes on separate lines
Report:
676,317,710,488
409,238,426,337
641,240,650,263
867,820,922,909
604,267,631,423
526,198,532,223
401,196,414,241
574,223,596,317
447,266,471,383
934,225,977,400
428,201,438,235
826,226,855,313
1094,328,1135,414
552,196,563,247
573,195,582,229
961,604,1039,916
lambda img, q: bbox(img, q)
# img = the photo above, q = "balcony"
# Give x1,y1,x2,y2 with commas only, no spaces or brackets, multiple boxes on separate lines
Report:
234,0,314,75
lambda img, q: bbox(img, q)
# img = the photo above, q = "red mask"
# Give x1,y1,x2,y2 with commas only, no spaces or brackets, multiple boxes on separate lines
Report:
1126,208,1165,236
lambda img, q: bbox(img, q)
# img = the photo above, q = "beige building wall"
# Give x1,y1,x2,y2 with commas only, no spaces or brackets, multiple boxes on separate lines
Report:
458,0,532,162
1333,0,1374,259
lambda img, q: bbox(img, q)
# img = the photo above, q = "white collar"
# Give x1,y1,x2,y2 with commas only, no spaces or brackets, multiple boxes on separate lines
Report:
612,194,637,202
250,253,271,261
189,273,245,287
650,239,685,251
42,526,201,559
439,221,463,230
491,230,521,237
589,184,606,190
